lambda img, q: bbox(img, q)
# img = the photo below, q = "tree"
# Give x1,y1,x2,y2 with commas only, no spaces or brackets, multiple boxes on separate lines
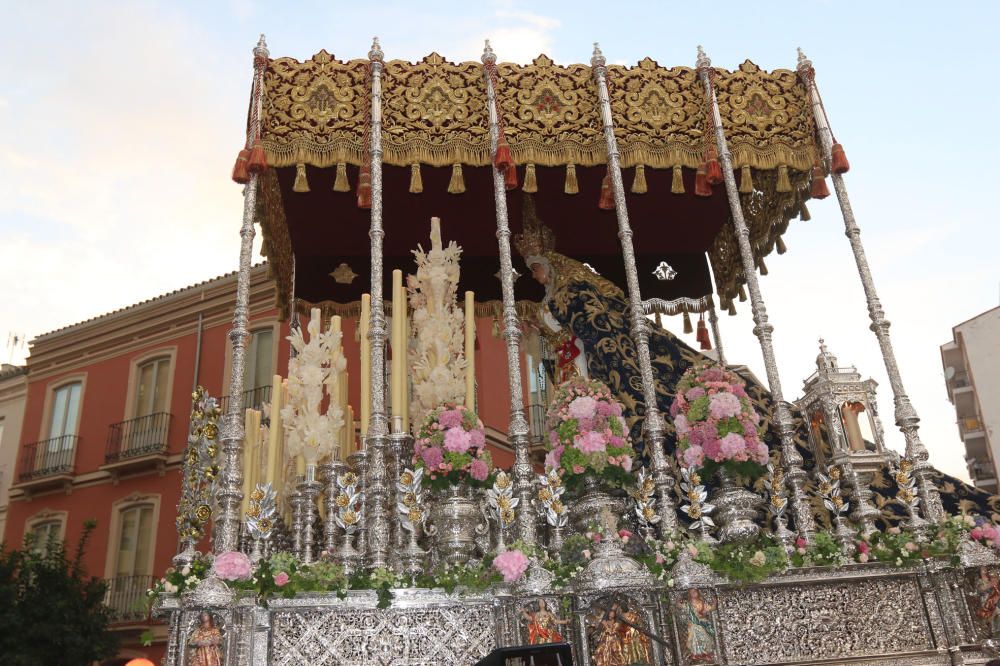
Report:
0,520,118,666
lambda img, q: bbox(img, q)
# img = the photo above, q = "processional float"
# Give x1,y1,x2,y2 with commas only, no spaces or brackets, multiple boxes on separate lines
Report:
156,35,1000,666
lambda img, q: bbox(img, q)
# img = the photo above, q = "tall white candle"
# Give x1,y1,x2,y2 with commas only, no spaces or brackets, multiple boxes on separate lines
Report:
465,290,475,410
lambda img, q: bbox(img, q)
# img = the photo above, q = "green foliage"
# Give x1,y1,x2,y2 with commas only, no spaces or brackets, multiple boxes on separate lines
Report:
789,531,846,568
414,560,501,595
694,534,788,584
0,521,118,666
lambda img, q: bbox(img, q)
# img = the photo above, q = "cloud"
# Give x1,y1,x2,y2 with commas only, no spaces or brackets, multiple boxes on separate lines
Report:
0,3,248,357
453,5,561,64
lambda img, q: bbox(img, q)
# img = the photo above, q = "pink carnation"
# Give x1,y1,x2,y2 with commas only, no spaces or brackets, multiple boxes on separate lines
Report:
492,549,529,583
709,392,742,420
273,571,290,587
685,387,706,400
469,427,486,449
674,414,690,437
444,427,472,453
469,458,489,481
544,445,565,469
421,446,444,469
620,455,633,472
596,401,614,417
703,437,722,461
213,551,252,581
575,430,607,454
719,433,745,459
568,395,598,420
438,409,463,429
682,445,704,468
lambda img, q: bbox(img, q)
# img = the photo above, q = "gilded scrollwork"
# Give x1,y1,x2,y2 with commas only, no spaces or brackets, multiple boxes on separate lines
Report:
258,51,818,175
714,61,818,172
262,50,370,168
606,59,704,169
381,54,490,167
497,55,604,167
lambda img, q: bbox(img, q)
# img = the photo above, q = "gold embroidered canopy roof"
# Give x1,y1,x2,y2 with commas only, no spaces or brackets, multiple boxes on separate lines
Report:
255,50,819,318
261,52,817,172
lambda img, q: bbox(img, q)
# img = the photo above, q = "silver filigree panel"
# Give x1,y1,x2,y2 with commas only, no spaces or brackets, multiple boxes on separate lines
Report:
270,605,496,665
716,577,933,664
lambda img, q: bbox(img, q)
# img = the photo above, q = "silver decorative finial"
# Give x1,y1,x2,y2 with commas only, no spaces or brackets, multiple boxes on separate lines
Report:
590,42,605,68
796,47,812,73
369,36,383,62
254,34,269,58
482,39,496,65
819,337,827,353
696,45,711,71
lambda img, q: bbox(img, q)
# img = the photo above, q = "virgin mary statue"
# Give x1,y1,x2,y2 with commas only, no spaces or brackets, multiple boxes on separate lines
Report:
513,195,1000,527
513,196,796,461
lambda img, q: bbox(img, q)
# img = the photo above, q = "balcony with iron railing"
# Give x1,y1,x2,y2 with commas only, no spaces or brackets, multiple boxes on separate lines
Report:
219,385,272,413
103,412,173,478
528,403,547,443
16,435,79,491
105,574,154,623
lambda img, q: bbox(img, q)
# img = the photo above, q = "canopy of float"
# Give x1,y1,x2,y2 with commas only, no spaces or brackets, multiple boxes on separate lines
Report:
254,51,819,317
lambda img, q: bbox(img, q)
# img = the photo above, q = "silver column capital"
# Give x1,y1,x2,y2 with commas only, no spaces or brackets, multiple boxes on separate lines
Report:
481,40,496,65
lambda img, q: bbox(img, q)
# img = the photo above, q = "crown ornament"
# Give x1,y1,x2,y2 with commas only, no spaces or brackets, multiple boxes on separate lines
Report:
513,195,556,259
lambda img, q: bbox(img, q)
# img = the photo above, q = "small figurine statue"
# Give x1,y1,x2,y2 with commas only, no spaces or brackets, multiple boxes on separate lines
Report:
589,602,653,666
522,599,570,644
679,588,716,663
188,611,224,666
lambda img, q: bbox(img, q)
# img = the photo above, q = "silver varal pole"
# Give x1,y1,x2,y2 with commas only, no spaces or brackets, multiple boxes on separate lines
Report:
592,44,676,532
215,35,268,553
697,46,816,539
481,41,537,546
707,304,727,366
364,37,392,568
796,49,943,522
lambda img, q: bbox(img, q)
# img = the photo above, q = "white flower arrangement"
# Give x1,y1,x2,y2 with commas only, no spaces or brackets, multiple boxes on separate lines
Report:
281,309,346,466
407,220,468,430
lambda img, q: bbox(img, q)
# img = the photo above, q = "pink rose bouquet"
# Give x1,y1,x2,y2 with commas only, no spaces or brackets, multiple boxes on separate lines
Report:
413,403,493,491
544,377,636,491
213,550,253,581
670,364,768,477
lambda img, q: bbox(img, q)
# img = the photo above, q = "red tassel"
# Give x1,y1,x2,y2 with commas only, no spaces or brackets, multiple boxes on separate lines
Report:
598,173,615,210
231,148,251,184
810,164,830,200
694,162,712,197
831,142,850,174
247,140,267,174
504,163,518,191
706,147,723,185
696,317,711,350
494,138,513,172
357,164,372,209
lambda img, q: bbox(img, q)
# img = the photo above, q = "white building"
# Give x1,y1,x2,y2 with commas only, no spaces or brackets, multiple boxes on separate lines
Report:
0,364,28,540
941,305,1000,491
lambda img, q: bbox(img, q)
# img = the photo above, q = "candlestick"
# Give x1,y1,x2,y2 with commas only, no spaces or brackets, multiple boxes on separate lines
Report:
240,408,258,517
347,405,356,453
464,290,476,410
391,269,404,424
265,374,283,484
360,294,371,438
401,299,409,433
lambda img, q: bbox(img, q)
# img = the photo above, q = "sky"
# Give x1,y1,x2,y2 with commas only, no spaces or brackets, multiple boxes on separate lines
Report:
2,1,998,481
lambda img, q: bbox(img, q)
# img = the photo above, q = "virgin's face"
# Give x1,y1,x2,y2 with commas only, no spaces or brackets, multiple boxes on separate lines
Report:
200,614,212,628
530,262,549,286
